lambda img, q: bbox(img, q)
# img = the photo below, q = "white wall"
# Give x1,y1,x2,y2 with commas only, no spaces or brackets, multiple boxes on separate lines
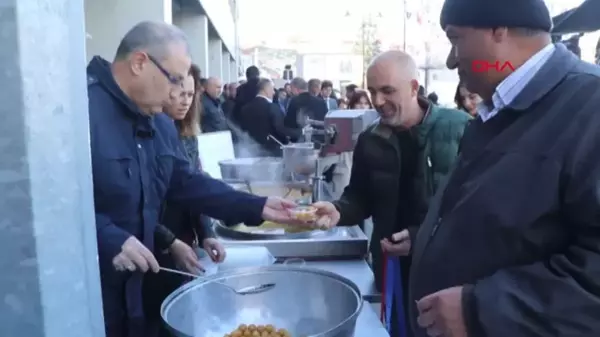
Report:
84,0,239,74
85,0,172,61
198,0,236,55
173,11,209,73
208,36,223,78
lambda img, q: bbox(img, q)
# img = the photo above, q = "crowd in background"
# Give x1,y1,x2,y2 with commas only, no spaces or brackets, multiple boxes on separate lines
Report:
182,64,486,159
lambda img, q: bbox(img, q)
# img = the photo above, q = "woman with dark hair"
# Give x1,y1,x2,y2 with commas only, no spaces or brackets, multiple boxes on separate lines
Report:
454,82,481,117
143,64,226,337
275,88,288,114
348,90,373,109
337,98,348,109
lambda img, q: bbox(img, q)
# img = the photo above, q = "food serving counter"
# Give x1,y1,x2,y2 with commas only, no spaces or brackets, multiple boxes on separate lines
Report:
210,182,385,336
356,304,389,336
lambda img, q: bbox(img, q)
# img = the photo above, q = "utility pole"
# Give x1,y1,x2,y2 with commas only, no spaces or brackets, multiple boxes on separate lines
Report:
402,0,407,50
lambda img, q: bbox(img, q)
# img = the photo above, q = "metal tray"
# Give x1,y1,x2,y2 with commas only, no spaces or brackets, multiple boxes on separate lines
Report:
214,221,338,240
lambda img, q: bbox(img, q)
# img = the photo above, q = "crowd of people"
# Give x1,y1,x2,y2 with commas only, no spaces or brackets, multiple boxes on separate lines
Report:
191,65,485,159
82,0,600,336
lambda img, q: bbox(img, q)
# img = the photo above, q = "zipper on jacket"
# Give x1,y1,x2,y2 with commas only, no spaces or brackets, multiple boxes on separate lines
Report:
430,217,441,238
426,156,434,196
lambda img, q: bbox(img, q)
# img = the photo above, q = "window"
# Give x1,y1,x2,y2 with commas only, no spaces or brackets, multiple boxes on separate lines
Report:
339,60,352,74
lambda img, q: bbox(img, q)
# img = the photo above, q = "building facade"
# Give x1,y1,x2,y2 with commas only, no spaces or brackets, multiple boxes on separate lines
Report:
85,0,241,81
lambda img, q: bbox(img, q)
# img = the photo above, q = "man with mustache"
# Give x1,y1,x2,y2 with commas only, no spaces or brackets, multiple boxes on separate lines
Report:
313,50,470,336
407,0,600,336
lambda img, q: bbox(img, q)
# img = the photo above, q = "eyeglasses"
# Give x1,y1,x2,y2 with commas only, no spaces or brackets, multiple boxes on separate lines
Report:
147,54,183,85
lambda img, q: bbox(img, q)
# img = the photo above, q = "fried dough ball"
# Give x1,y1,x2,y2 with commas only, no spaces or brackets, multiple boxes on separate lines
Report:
226,324,288,337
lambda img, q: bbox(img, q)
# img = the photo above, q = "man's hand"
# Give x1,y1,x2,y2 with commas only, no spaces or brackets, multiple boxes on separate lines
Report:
203,238,226,263
380,229,411,256
112,236,159,273
170,239,203,274
261,197,301,223
311,201,341,228
416,286,467,337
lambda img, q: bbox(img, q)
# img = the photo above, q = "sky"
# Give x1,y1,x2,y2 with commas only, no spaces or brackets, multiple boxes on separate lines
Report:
237,0,584,49
237,0,390,47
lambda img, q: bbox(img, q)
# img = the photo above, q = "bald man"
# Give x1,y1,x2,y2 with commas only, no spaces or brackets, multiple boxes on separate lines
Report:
313,50,471,336
201,76,229,132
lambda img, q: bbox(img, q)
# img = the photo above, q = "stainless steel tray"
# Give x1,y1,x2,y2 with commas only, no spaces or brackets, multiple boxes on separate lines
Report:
214,221,337,240
215,225,369,259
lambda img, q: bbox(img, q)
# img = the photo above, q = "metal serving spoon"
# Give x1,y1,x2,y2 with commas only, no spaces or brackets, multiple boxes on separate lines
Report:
159,267,275,295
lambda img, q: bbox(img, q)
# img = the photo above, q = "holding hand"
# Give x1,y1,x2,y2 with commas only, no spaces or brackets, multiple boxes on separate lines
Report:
203,238,226,263
381,229,411,256
170,239,203,274
310,201,341,229
112,236,160,273
416,286,467,337
261,197,299,223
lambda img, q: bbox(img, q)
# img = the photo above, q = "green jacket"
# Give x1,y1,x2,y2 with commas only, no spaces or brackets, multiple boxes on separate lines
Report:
333,100,471,289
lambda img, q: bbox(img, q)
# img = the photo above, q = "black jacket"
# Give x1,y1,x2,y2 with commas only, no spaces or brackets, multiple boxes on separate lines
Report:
238,96,300,156
409,44,600,337
232,78,260,126
222,98,235,120
333,100,470,291
201,93,228,133
284,92,328,130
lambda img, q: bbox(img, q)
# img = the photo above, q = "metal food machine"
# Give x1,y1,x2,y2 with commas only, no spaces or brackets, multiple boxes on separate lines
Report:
216,109,379,261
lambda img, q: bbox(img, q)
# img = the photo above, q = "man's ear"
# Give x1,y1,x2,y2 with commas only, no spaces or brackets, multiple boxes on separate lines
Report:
129,51,148,75
410,79,420,97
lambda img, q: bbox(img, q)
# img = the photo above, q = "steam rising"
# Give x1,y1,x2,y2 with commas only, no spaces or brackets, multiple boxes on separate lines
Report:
222,120,287,186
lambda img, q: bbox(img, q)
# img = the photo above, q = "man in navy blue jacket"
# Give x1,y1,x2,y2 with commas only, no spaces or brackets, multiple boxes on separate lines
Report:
86,21,323,337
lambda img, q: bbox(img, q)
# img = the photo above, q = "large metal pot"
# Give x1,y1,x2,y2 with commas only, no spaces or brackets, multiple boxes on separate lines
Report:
219,157,284,182
161,266,363,337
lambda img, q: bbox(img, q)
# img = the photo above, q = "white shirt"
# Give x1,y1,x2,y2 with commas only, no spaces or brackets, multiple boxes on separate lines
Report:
257,95,272,103
477,43,555,122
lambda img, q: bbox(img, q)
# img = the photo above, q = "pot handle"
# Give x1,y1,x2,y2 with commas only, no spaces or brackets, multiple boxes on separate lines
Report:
220,282,276,295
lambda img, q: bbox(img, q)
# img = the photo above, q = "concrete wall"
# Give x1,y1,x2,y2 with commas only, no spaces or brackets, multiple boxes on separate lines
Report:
222,49,231,82
84,0,239,81
1,1,104,336
208,35,223,78
173,10,209,74
197,0,236,55
85,0,172,61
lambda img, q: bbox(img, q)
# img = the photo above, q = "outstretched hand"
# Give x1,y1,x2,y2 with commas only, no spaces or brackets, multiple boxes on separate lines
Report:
261,197,301,224
311,201,341,229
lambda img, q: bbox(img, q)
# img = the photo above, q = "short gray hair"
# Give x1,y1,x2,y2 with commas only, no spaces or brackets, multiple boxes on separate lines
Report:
114,21,188,61
308,78,321,91
290,77,307,90
257,78,273,91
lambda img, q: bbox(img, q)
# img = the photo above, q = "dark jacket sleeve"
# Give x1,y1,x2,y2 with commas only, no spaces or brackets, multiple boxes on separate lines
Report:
196,215,216,239
95,212,131,261
166,141,267,226
154,224,176,250
462,110,600,337
269,103,301,142
314,98,328,121
332,133,371,225
284,97,298,129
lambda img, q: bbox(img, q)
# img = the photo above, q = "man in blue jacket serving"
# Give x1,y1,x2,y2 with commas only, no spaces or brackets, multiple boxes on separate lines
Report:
86,21,332,337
